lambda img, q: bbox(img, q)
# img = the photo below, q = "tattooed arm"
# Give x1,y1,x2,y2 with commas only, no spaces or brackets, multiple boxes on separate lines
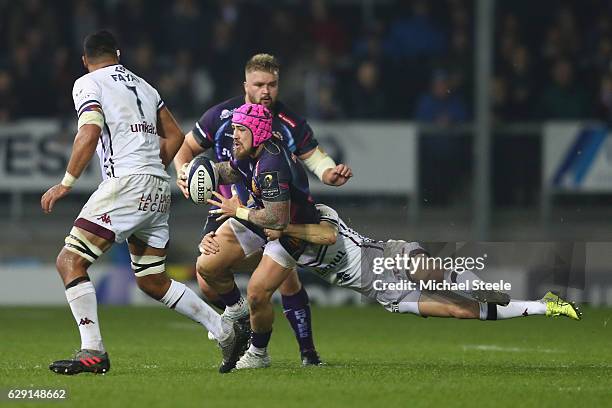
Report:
246,199,290,230
214,161,241,185
207,191,290,230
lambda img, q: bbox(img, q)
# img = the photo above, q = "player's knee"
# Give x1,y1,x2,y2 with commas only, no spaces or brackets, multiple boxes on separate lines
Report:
279,270,302,296
196,254,218,279
56,249,86,275
136,273,171,300
247,287,272,312
55,251,68,274
197,274,218,299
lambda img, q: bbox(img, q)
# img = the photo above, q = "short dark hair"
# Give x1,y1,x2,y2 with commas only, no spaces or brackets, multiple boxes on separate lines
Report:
83,30,118,60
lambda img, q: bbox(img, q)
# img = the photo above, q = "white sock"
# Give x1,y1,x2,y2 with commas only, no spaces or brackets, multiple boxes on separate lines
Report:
65,282,105,352
479,300,546,320
444,269,483,290
161,280,229,341
248,344,266,356
398,301,420,315
223,297,249,321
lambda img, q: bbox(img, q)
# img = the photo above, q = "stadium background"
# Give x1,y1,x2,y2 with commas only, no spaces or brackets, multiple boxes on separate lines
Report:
0,2,611,406
1,0,612,304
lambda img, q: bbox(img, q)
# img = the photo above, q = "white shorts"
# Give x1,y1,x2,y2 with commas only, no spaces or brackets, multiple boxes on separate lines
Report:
228,218,298,269
228,218,266,257
373,267,422,314
74,174,171,248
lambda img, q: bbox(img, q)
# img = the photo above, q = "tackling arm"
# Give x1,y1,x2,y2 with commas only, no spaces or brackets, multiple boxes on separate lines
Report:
266,221,338,245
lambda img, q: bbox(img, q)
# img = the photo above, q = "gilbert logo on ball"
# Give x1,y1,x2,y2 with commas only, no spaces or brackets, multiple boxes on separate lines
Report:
187,156,219,205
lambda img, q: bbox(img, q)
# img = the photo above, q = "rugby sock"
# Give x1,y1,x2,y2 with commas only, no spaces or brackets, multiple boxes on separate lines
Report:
249,330,272,355
207,298,226,312
398,301,420,315
218,284,248,320
444,269,483,290
161,280,230,341
65,281,105,352
282,287,315,352
479,300,546,320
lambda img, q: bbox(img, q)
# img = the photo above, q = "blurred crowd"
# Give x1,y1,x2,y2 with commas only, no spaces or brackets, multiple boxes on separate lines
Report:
0,0,611,124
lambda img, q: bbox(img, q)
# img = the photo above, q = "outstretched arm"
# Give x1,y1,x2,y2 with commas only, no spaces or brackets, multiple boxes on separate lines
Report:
199,219,336,256
264,221,338,245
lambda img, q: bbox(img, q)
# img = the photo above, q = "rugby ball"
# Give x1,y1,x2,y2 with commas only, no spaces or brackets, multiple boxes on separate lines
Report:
186,155,219,205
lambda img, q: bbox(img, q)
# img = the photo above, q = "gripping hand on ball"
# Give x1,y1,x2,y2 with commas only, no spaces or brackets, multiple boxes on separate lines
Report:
176,162,190,199
207,191,242,222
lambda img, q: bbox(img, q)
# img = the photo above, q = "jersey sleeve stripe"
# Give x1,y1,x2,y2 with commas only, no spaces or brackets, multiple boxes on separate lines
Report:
192,122,214,149
194,121,207,138
77,100,102,116
157,100,165,110
278,112,297,128
319,216,339,226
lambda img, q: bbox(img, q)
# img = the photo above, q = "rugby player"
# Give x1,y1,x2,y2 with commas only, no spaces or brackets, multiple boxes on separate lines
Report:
201,204,581,324
174,54,352,365
197,103,323,370
41,30,247,375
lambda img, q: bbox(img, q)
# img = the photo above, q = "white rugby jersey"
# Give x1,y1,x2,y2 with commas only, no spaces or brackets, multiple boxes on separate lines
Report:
72,64,169,181
297,204,385,295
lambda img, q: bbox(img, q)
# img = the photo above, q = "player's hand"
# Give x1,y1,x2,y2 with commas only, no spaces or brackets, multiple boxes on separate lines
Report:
207,191,242,221
198,232,220,255
322,164,353,186
264,228,283,241
176,162,190,199
41,184,72,214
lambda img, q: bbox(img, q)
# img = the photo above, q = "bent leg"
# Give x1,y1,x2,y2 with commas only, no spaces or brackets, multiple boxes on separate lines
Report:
197,274,226,311
128,235,229,341
196,250,264,311
196,221,246,294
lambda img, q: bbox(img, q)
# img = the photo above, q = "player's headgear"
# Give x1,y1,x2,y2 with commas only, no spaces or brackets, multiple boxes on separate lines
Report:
232,103,273,147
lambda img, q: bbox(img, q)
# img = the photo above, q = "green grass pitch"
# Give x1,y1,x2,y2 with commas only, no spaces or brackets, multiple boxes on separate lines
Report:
1,305,611,408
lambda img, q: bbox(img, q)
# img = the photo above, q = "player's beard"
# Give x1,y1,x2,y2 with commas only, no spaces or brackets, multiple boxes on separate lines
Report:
247,91,275,109
233,142,251,159
258,96,274,109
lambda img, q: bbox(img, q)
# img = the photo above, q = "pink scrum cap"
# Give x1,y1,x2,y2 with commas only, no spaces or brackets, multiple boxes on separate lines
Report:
232,103,273,147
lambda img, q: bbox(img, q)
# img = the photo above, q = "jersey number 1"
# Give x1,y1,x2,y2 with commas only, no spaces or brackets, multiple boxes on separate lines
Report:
125,85,145,118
